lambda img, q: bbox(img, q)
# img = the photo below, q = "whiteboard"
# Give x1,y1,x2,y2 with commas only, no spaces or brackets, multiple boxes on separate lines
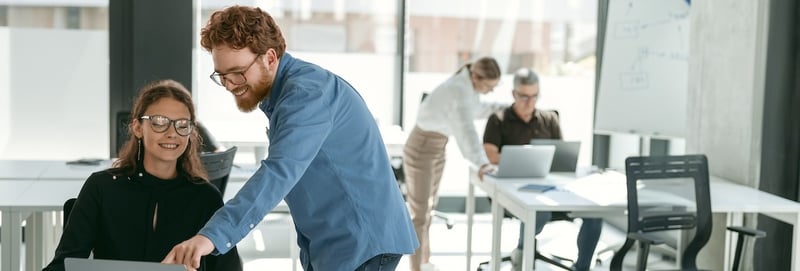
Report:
595,0,690,137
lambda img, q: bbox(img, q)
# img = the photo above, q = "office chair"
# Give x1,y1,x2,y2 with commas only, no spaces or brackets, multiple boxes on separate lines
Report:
610,155,766,271
200,146,238,196
63,198,77,230
392,159,455,230
475,211,576,271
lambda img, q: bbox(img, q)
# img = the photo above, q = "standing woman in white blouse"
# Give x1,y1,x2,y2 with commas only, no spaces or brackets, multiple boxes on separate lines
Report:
404,56,505,271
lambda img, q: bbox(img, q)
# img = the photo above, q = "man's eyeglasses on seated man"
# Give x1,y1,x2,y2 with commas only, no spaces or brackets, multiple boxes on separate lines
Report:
513,90,538,102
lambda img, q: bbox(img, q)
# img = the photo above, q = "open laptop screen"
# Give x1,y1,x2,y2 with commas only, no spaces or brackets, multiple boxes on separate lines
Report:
529,139,581,172
490,145,555,178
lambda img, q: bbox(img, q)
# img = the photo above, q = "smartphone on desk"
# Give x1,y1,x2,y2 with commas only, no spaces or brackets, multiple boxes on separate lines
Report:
518,183,556,193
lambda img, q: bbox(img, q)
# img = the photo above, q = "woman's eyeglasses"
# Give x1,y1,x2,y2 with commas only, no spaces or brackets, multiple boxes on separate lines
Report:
139,115,194,136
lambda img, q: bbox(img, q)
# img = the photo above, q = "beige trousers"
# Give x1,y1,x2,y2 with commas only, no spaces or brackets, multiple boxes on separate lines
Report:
403,126,449,271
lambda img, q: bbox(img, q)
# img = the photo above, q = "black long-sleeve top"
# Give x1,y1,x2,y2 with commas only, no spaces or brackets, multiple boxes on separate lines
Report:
43,169,242,271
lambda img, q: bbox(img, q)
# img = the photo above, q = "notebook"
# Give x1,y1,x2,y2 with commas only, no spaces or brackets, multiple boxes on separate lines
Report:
489,145,556,178
529,139,581,172
65,258,185,271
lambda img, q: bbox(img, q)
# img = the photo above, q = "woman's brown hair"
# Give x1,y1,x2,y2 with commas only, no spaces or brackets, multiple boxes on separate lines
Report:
200,5,286,58
456,56,501,80
110,79,208,182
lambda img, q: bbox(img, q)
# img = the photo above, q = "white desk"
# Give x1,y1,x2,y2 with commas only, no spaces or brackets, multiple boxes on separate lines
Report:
215,124,407,163
0,160,108,271
465,169,800,271
0,160,295,271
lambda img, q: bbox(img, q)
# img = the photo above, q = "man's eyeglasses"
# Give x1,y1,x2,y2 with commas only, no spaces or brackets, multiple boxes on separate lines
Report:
139,115,194,136
209,54,262,87
513,90,539,102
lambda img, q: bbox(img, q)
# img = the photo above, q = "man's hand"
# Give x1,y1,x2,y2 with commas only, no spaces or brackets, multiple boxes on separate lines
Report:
478,163,497,181
162,235,215,271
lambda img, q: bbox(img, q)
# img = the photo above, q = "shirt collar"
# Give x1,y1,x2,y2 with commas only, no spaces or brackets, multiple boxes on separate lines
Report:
259,52,295,115
506,105,541,123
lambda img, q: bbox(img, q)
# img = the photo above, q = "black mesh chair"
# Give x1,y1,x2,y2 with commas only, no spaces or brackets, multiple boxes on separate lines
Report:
63,198,77,230
610,155,766,271
200,146,238,196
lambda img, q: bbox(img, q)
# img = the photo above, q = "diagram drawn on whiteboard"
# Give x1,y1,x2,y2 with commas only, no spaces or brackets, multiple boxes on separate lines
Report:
595,0,690,137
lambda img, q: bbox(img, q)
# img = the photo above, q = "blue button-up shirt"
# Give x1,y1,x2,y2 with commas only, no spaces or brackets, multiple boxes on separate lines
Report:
199,53,418,270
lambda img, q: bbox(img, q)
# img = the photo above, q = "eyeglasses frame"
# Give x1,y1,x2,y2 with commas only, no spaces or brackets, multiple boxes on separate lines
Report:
209,54,263,87
139,115,194,137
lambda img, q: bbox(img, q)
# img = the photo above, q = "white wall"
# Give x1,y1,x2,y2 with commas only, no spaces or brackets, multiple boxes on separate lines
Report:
0,28,10,155
686,1,770,270
0,27,109,160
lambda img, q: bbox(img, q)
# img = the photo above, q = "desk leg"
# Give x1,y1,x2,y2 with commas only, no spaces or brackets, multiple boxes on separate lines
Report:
466,179,475,271
723,212,744,271
2,211,27,271
288,216,298,271
522,212,536,271
254,146,267,163
26,212,43,271
793,213,800,271
490,200,503,271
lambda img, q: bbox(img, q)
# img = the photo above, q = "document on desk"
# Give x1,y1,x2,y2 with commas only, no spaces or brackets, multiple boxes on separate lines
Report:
518,183,556,193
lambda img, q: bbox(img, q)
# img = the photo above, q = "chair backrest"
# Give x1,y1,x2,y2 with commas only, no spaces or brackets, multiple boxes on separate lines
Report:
63,198,77,230
624,154,711,270
200,146,237,196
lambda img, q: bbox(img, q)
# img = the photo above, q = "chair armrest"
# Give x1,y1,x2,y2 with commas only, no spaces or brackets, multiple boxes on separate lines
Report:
727,226,767,238
628,232,665,245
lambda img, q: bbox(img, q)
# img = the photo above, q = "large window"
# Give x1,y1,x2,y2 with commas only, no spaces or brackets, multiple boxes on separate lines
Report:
0,2,109,160
0,0,597,168
403,0,598,192
195,0,400,155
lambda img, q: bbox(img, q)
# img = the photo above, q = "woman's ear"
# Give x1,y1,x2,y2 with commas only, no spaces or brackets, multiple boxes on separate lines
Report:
131,119,143,139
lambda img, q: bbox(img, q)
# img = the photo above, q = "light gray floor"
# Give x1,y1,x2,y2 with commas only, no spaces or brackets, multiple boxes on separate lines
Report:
2,212,677,271
236,213,678,271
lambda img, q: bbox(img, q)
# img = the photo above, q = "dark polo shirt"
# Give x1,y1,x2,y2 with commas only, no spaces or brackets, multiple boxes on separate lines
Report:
483,106,562,150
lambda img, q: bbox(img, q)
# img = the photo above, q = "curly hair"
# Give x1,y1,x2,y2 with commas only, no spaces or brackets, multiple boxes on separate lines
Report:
111,79,208,183
201,5,286,58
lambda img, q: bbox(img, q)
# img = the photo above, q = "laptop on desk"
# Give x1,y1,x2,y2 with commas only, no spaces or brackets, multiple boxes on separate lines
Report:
489,145,556,178
530,139,581,172
65,258,185,271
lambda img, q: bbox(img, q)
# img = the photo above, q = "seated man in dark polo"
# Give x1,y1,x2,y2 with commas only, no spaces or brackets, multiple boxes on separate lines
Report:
482,68,602,271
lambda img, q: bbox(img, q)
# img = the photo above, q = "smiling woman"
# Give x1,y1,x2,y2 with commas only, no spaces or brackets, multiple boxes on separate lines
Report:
42,79,243,271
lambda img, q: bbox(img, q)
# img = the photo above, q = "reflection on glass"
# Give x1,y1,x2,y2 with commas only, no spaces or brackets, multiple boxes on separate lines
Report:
0,3,110,160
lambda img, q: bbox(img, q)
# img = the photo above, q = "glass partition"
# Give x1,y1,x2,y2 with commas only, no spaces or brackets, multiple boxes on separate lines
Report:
0,3,109,160
195,0,400,161
404,0,598,188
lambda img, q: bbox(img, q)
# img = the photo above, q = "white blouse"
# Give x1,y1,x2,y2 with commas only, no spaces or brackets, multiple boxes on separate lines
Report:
415,68,505,166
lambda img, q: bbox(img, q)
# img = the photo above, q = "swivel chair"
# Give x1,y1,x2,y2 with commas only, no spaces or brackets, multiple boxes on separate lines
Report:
63,198,77,230
610,155,766,271
200,146,238,196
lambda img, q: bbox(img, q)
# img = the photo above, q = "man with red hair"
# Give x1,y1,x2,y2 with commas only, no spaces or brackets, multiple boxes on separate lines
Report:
163,5,418,271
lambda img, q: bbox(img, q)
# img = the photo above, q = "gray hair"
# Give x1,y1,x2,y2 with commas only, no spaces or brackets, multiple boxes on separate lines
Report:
513,68,539,90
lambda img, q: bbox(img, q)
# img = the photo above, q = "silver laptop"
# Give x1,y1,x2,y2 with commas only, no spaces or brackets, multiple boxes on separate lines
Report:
490,145,556,178
530,139,581,172
65,258,185,271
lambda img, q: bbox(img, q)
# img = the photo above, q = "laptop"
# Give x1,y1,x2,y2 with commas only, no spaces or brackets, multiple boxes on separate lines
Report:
65,258,185,271
530,139,581,172
490,145,556,178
